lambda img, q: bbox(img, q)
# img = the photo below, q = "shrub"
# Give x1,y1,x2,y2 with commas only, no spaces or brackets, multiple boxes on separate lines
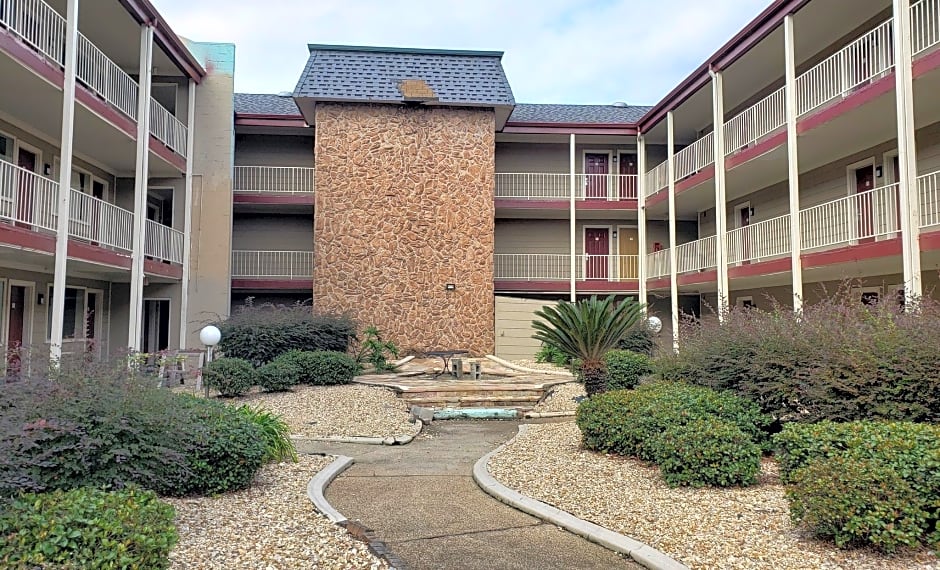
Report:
653,417,760,487
657,287,940,423
535,343,569,367
203,357,256,397
604,350,652,390
257,360,300,392
618,324,655,356
355,326,400,372
236,405,297,463
298,351,358,385
217,300,356,366
787,455,928,552
0,486,177,569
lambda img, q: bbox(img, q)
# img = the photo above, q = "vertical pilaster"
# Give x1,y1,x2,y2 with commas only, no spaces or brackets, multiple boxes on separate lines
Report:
637,134,648,315
569,133,576,302
784,14,805,312
49,0,80,363
179,79,196,349
667,112,679,352
128,24,154,351
893,0,922,304
710,69,730,318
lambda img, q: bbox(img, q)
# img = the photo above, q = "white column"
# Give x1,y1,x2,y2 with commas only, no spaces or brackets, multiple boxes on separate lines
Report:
667,112,679,352
894,0,923,304
128,25,154,351
710,69,730,319
49,0,80,363
637,134,648,316
784,14,805,312
569,133,576,302
179,79,196,349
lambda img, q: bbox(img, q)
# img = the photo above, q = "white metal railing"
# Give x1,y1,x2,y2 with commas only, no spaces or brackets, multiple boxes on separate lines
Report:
68,189,133,251
646,249,671,279
494,253,570,280
149,98,187,156
912,0,940,55
919,169,940,228
0,0,66,64
575,254,639,281
231,250,313,279
727,214,791,264
576,174,638,200
674,132,714,181
645,161,669,197
0,159,58,232
494,173,570,200
796,18,895,117
676,236,717,274
234,166,315,194
76,32,138,120
144,219,184,264
800,183,901,250
724,87,786,156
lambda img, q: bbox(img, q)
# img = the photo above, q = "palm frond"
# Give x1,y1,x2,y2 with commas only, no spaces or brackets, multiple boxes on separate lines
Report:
532,295,643,364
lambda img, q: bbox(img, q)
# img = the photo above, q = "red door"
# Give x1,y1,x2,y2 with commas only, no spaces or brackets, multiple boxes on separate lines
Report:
585,228,610,279
7,285,25,376
740,206,751,263
584,153,609,199
891,156,902,235
619,155,637,200
16,149,36,228
856,165,875,242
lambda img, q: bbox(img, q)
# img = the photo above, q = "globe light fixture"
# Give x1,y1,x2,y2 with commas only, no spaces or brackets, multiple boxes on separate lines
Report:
647,316,663,334
199,325,222,397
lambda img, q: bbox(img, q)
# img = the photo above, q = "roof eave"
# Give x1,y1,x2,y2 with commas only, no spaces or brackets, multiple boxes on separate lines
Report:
118,0,207,83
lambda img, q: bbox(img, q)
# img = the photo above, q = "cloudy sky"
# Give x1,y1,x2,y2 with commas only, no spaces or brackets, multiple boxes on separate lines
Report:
156,0,772,106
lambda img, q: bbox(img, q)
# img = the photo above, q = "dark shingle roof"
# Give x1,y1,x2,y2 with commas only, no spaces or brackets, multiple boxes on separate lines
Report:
293,45,515,107
508,103,651,125
234,93,301,116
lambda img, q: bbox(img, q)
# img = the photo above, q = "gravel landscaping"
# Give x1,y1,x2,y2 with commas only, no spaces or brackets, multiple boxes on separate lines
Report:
531,382,584,414
511,359,571,374
488,422,939,570
233,384,419,439
167,455,387,570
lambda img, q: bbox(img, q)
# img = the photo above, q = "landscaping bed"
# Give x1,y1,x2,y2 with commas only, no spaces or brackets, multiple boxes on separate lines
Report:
531,382,584,414
167,455,387,570
488,422,939,570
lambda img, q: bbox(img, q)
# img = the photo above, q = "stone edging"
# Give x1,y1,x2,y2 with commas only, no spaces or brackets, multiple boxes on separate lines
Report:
484,355,574,377
307,455,410,570
291,422,423,446
472,425,690,570
523,410,576,419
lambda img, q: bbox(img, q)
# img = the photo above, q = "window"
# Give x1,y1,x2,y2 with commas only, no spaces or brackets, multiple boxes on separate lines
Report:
47,286,86,340
0,133,12,163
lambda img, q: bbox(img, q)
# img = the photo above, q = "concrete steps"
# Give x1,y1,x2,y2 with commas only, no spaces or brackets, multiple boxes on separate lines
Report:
397,387,547,412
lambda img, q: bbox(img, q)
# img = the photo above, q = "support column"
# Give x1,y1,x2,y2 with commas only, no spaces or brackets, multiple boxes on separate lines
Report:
667,112,679,352
179,79,196,349
710,69,730,319
784,14,805,312
128,25,154,351
894,0,922,304
49,0,80,363
569,133,576,302
637,134,648,316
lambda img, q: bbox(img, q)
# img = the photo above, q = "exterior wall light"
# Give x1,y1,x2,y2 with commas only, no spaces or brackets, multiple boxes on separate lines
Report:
445,283,456,291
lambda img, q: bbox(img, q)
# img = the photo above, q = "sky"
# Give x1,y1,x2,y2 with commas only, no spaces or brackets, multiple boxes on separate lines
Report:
155,0,772,107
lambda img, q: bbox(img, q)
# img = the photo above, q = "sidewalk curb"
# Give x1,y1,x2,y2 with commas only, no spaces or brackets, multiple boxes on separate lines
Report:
292,423,422,446
472,425,690,570
484,355,574,377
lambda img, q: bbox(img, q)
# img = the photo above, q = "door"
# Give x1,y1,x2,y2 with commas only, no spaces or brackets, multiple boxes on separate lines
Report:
585,227,610,279
855,165,875,242
619,155,637,199
142,300,170,353
584,153,609,199
618,228,639,279
738,204,752,263
16,148,36,228
85,290,100,355
7,285,26,376
890,155,902,235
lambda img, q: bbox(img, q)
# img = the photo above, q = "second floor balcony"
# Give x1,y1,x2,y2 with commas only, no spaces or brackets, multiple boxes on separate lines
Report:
495,173,638,211
231,250,313,289
494,253,639,293
233,166,315,207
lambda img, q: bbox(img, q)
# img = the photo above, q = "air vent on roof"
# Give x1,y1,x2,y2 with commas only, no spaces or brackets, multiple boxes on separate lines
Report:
277,91,292,97
611,101,628,107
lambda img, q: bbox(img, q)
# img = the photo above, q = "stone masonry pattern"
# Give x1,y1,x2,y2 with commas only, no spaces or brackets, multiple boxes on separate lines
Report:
314,103,496,355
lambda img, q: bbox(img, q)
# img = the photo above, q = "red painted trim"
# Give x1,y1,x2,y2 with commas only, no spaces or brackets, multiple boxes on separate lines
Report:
231,279,313,290
494,281,569,293
504,121,637,129
675,164,715,194
725,130,787,169
575,280,639,292
678,269,716,286
647,277,671,290
0,224,55,252
919,229,940,250
728,257,791,278
0,28,65,86
494,199,568,210
500,125,638,136
913,46,940,77
646,190,668,209
797,74,895,134
144,259,182,279
149,138,187,172
75,84,137,140
575,200,638,210
66,241,132,269
235,113,304,120
118,0,206,82
802,237,902,268
233,193,316,206
235,117,309,128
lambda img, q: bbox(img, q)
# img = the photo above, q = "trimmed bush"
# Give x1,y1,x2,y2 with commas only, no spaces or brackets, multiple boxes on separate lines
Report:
787,455,928,552
203,357,255,397
257,360,300,392
617,324,655,356
0,486,177,569
236,405,297,463
654,417,760,487
218,300,356,366
604,350,652,390
274,350,357,385
535,343,569,367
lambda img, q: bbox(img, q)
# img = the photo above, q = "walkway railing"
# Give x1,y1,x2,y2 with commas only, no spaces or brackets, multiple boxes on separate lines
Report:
912,0,940,55
645,161,669,197
231,250,314,279
727,214,791,264
69,189,133,252
801,183,901,250
234,166,316,194
674,132,714,181
144,219,184,264
494,253,570,280
646,249,671,279
575,254,639,281
919,169,940,229
494,173,569,200
0,159,58,232
676,236,717,274
76,32,138,120
576,174,638,200
149,98,187,157
724,87,786,156
0,0,66,64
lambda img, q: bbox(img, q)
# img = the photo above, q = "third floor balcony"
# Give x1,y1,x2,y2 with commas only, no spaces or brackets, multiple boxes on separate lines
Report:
233,166,315,208
494,172,638,214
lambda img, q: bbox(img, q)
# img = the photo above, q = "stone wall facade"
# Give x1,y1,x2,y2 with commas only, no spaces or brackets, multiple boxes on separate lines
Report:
313,103,496,355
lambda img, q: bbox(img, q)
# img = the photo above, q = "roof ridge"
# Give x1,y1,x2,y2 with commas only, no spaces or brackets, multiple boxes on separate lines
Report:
306,43,504,58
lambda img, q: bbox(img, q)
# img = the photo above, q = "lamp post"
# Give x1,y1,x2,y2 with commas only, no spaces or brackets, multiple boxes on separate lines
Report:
199,325,221,397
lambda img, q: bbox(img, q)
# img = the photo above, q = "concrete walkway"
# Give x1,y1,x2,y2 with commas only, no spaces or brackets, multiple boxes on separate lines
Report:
298,420,641,570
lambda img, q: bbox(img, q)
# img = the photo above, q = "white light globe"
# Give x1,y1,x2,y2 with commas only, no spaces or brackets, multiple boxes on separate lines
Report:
199,325,222,347
647,316,663,334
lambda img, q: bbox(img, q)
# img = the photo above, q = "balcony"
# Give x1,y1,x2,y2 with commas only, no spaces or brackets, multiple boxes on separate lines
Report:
233,166,315,207
494,253,639,293
495,173,638,212
231,250,313,289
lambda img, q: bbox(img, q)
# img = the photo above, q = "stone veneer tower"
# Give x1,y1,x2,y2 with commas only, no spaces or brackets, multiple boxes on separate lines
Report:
293,45,516,355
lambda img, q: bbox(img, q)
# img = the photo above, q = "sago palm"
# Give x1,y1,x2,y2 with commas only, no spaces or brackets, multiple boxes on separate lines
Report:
532,295,643,396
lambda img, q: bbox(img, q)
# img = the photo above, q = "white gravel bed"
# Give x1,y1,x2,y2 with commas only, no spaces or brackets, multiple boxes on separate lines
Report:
167,455,387,570
532,382,585,413
488,422,939,570
234,384,419,439
511,359,571,373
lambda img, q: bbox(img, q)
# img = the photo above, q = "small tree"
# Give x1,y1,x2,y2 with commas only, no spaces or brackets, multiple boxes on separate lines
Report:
532,295,643,396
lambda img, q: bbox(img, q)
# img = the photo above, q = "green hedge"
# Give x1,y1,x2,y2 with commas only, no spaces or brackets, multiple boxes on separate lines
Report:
272,350,357,385
257,360,301,392
203,357,255,397
0,487,177,569
654,417,760,488
603,350,652,391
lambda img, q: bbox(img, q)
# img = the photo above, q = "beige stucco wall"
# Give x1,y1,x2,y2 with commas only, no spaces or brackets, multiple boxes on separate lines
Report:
234,134,314,167
231,214,314,250
495,142,640,173
313,103,495,355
